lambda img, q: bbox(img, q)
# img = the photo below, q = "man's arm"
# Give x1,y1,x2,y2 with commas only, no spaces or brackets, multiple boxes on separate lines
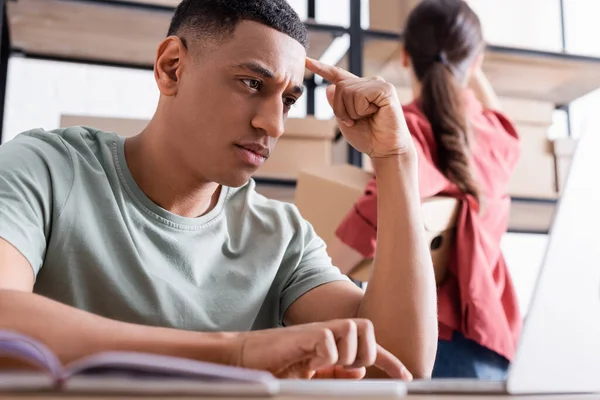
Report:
357,155,438,378
0,238,237,366
285,59,438,378
284,159,437,378
0,237,409,379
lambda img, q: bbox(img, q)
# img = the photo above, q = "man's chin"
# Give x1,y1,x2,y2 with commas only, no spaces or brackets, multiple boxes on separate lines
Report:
217,171,255,188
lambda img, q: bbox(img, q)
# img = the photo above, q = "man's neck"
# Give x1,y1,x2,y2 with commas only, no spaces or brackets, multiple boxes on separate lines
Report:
124,125,221,219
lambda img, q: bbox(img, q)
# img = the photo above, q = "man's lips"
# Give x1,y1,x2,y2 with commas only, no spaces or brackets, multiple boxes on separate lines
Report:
235,143,270,158
235,143,269,167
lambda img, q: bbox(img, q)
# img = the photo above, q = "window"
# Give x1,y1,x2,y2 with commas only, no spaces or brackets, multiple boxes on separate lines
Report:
549,109,570,140
563,0,600,57
3,57,158,144
286,0,308,21
316,0,350,27
569,88,600,139
466,0,563,52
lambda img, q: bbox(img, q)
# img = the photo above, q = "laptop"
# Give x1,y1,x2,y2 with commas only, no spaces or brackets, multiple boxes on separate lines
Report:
408,127,600,395
278,379,406,397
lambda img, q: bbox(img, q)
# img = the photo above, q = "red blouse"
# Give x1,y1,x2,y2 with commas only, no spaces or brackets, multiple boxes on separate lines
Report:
335,90,522,361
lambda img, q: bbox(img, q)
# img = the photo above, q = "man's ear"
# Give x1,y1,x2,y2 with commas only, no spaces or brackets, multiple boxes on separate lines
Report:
154,36,186,97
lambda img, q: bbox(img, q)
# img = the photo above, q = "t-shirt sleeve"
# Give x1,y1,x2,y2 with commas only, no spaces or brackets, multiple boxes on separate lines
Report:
0,131,74,278
279,213,351,323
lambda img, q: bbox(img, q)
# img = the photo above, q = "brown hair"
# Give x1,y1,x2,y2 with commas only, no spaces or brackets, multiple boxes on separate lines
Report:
404,0,484,203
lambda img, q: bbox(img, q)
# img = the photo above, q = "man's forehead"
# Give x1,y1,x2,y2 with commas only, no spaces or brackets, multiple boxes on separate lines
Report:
223,21,307,78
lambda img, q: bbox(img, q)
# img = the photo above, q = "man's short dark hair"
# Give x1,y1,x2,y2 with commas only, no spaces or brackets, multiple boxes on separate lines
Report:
167,0,309,48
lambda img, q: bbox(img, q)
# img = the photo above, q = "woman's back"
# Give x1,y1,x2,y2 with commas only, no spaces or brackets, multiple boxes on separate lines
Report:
402,90,519,203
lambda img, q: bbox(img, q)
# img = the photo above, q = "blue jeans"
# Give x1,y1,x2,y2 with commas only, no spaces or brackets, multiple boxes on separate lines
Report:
432,331,510,380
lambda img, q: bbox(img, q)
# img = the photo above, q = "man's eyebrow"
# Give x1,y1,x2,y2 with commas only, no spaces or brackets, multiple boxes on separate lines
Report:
291,85,304,95
233,62,275,79
233,62,304,96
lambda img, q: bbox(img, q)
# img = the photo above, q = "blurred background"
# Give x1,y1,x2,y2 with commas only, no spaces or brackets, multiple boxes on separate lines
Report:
1,0,599,316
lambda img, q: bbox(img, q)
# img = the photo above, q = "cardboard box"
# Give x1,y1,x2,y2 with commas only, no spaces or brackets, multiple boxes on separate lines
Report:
295,164,459,283
368,0,419,33
552,138,578,193
508,199,556,234
501,98,556,199
295,164,372,247
256,117,339,180
507,126,556,199
61,115,147,137
254,184,296,204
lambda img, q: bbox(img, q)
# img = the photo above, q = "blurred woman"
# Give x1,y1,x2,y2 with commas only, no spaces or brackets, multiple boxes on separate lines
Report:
329,0,522,379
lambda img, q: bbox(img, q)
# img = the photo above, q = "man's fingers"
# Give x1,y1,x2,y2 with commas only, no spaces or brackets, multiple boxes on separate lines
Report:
349,318,376,368
329,81,390,125
326,84,354,127
342,88,362,121
344,81,380,119
374,344,413,381
331,319,358,366
352,86,380,117
325,85,335,109
333,82,355,127
313,365,366,380
306,57,358,84
308,328,339,371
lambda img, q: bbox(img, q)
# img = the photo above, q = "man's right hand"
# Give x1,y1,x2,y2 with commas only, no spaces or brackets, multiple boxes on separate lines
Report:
234,318,413,380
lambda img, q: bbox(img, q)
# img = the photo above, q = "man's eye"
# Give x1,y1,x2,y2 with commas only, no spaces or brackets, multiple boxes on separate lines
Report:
283,97,297,108
242,79,262,90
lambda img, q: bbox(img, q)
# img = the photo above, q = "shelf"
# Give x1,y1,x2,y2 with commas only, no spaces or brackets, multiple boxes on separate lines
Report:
10,0,599,106
89,0,180,7
65,0,180,11
7,0,346,71
7,0,169,68
353,36,600,106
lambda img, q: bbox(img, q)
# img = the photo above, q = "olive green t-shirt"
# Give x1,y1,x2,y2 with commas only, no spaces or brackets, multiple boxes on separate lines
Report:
0,127,348,331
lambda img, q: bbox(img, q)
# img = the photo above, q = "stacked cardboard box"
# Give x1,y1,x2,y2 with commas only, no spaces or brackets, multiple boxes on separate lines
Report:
368,0,419,33
295,164,459,283
255,117,339,180
60,115,147,137
553,138,578,193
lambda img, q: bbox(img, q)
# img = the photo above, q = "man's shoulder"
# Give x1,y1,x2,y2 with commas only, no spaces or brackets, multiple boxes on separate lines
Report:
7,126,117,157
1,126,122,194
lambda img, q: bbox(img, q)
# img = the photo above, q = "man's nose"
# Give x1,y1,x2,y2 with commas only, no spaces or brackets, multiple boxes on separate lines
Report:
251,98,285,139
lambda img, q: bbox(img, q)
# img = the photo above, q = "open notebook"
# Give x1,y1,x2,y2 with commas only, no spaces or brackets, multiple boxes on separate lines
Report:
0,329,277,396
0,329,408,397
